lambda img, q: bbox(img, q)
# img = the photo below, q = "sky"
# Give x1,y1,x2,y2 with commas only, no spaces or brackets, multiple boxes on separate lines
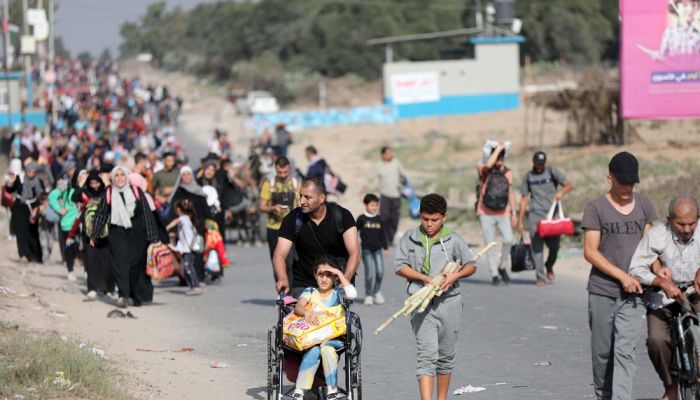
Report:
54,0,215,57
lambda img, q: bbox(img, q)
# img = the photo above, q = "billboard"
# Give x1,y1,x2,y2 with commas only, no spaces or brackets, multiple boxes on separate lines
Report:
389,71,440,105
621,0,700,119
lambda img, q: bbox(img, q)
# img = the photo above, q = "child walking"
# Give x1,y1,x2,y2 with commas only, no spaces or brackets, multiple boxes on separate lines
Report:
292,257,357,400
394,193,476,400
356,193,388,305
166,199,203,296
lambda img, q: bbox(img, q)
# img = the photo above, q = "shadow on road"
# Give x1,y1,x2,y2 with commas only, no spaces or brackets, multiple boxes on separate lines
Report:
246,386,267,399
460,278,539,287
242,298,276,307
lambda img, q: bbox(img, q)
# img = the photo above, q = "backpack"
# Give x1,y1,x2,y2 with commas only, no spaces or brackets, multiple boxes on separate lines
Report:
85,198,108,239
269,176,298,209
482,167,510,211
105,185,141,205
293,202,344,238
525,166,559,194
293,202,347,268
146,243,176,281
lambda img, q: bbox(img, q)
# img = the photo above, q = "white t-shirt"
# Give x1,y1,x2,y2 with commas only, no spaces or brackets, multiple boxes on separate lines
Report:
176,215,196,254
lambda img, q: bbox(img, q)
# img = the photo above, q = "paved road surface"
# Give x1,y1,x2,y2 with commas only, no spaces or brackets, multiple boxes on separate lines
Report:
154,244,661,400
170,103,660,399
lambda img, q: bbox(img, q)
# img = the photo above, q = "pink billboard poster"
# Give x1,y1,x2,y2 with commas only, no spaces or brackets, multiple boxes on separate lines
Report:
621,0,700,119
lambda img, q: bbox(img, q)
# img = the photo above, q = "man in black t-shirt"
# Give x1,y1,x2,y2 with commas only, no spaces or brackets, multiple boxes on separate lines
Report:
273,177,360,297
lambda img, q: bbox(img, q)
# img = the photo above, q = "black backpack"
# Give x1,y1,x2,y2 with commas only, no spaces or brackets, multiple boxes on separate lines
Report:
482,168,510,210
293,202,348,269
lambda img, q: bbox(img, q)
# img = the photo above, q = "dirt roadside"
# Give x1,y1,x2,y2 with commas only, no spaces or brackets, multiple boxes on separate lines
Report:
0,233,249,399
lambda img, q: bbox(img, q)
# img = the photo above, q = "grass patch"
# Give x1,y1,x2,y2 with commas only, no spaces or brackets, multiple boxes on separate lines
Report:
0,323,133,400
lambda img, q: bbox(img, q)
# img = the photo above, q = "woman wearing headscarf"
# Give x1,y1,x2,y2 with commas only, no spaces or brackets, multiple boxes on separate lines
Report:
170,165,212,282
5,161,44,263
90,166,159,307
72,170,115,299
197,160,226,237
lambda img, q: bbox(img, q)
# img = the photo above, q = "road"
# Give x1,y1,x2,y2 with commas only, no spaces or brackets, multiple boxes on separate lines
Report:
155,244,661,400
168,92,660,399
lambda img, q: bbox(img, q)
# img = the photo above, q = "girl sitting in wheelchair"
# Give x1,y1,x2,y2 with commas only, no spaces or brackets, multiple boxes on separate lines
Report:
291,257,357,399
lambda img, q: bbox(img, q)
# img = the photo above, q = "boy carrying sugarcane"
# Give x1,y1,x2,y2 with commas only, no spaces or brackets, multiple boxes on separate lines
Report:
395,193,477,400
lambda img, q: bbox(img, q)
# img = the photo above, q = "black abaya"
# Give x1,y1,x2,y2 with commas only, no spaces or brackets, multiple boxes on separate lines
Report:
108,213,153,305
83,236,115,293
10,201,42,262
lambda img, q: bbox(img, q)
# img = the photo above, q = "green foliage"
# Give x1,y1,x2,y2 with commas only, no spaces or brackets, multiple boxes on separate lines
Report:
119,0,621,83
517,0,617,64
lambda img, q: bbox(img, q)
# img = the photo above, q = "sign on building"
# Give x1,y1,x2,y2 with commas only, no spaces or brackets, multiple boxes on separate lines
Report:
389,71,440,105
621,0,700,119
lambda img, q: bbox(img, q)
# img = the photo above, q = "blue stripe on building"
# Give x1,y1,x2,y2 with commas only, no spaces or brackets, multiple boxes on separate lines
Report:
0,111,47,128
385,92,520,119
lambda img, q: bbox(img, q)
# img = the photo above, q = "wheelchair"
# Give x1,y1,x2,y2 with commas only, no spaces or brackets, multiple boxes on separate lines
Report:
267,291,363,400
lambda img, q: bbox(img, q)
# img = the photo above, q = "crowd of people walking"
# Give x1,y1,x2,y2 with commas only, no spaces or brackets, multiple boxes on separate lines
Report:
4,58,700,400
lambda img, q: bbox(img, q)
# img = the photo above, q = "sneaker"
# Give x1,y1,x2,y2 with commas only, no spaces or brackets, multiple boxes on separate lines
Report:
536,279,546,287
492,276,500,286
323,386,340,399
86,290,97,300
67,272,77,282
498,268,510,284
364,296,374,306
290,390,304,399
546,271,556,281
373,292,385,305
116,297,128,308
186,287,203,296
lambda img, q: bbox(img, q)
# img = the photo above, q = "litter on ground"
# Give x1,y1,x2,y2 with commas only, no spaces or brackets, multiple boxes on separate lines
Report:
453,385,486,395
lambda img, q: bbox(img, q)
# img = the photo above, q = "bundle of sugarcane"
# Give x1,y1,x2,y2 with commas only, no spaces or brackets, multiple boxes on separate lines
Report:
374,241,497,335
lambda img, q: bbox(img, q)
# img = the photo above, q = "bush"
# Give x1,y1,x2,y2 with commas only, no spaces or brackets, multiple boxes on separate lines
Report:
0,323,132,399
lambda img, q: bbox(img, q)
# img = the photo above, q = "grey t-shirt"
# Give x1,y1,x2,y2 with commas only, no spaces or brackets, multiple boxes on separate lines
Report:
581,193,657,298
520,167,567,218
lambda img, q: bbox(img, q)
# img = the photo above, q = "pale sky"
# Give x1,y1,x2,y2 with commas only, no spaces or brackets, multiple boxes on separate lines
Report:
54,0,215,56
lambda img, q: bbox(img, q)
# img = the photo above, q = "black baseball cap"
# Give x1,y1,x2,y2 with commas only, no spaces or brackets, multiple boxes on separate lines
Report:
609,151,639,185
533,151,546,165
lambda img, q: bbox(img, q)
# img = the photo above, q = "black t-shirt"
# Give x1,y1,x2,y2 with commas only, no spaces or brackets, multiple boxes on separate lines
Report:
356,213,387,251
278,203,356,290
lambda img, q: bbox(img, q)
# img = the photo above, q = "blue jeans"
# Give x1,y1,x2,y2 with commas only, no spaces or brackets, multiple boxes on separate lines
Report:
361,248,384,297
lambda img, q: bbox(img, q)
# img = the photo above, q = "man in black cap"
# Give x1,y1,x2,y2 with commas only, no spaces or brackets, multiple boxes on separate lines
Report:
581,151,657,400
517,151,573,286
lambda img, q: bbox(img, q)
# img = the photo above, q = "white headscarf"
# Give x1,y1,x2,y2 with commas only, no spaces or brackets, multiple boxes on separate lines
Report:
168,165,205,203
110,165,136,228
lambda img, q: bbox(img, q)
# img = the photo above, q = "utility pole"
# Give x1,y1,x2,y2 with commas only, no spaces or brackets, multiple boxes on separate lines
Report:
22,0,31,108
475,0,483,30
48,0,53,67
37,0,44,81
3,0,11,129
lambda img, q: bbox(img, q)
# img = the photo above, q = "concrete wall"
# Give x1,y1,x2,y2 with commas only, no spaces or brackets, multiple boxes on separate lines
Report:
383,41,521,119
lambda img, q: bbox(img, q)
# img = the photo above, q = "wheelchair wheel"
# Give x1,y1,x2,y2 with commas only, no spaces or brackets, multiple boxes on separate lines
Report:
351,352,362,400
267,329,280,400
681,325,700,400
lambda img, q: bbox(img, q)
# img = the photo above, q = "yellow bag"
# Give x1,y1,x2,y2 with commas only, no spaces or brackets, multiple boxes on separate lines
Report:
282,304,346,351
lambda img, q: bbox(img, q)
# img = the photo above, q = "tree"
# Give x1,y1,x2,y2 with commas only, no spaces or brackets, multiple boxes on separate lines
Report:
98,48,112,63
76,51,91,63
